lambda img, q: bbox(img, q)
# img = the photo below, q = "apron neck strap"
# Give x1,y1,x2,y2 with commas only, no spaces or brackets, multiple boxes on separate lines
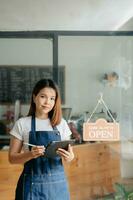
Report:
31,115,36,133
29,115,36,146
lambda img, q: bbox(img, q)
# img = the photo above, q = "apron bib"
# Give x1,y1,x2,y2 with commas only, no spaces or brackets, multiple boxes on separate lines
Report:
15,116,70,200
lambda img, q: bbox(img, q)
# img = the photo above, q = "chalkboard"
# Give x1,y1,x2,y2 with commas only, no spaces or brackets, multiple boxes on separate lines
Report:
0,66,65,104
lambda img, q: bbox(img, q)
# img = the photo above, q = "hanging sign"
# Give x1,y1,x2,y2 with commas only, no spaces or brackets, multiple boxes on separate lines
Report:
83,118,119,141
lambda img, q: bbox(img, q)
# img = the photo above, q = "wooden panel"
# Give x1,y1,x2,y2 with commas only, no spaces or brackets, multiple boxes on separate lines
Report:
0,151,23,200
64,142,121,200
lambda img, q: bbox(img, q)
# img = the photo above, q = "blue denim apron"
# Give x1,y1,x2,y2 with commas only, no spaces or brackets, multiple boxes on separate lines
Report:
15,116,70,200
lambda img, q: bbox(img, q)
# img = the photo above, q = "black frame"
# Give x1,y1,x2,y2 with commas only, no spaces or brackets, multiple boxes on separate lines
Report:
1,30,133,84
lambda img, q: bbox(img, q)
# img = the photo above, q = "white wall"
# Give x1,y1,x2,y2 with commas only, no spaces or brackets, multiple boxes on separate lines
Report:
59,36,133,117
0,39,52,65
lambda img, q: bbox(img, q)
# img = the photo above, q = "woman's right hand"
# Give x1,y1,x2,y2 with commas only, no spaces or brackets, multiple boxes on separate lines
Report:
9,137,46,164
31,146,45,158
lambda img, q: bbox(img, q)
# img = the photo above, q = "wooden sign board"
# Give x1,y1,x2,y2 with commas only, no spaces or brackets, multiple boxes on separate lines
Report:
83,118,120,141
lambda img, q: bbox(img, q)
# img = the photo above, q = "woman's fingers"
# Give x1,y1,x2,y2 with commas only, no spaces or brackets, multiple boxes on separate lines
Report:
31,146,45,158
57,144,74,162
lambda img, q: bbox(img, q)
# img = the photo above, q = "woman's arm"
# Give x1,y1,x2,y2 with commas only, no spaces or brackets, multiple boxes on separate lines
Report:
8,136,45,164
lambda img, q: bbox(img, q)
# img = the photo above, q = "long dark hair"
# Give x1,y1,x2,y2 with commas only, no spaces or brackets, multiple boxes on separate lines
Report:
28,79,62,126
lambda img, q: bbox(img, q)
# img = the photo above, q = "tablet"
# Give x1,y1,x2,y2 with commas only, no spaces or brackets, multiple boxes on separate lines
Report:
44,139,75,158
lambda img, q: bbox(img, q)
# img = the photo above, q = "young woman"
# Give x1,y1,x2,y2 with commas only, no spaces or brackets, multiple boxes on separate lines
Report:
9,79,74,200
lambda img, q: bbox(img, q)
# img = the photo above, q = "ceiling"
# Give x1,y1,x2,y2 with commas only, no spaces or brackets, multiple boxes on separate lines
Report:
119,17,133,30
0,0,133,31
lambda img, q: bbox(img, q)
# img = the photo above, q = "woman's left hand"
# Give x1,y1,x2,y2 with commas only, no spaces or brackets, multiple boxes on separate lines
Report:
57,144,74,162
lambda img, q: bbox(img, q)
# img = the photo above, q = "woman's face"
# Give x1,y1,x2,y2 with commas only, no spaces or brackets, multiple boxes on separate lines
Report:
33,87,56,118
